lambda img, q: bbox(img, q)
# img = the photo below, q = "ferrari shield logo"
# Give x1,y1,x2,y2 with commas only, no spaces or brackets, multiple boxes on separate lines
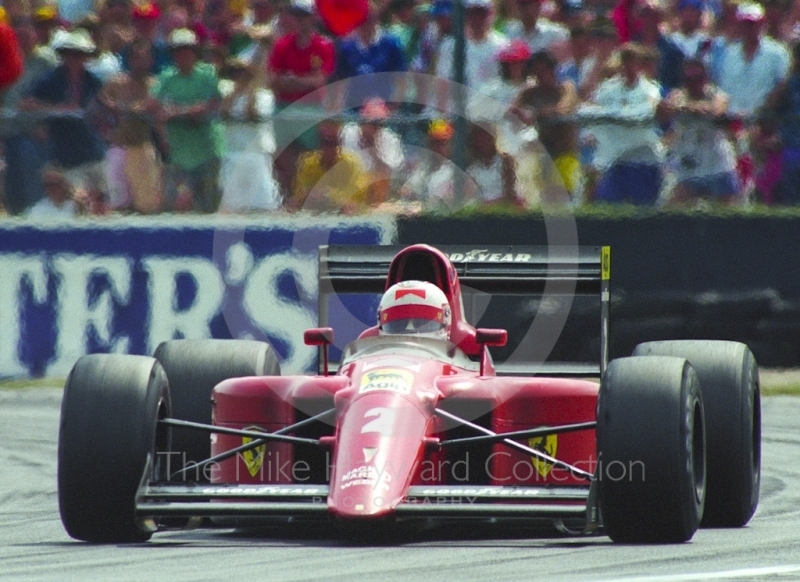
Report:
241,427,267,478
528,434,558,478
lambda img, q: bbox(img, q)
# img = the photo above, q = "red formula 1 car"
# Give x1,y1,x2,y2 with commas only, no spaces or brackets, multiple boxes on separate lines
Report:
58,244,761,544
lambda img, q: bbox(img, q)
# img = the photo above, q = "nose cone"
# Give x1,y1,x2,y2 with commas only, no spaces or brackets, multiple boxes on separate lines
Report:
328,392,431,519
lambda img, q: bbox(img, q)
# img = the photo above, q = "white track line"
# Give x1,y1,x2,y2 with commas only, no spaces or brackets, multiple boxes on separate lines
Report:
596,564,800,582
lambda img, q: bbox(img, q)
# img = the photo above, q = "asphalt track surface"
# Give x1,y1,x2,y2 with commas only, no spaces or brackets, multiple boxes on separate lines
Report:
2,388,799,582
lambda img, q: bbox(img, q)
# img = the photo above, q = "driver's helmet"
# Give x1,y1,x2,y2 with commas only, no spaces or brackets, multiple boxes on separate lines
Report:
378,280,452,339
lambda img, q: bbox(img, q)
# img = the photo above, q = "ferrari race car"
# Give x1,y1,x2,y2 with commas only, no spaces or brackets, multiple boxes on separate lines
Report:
58,244,761,544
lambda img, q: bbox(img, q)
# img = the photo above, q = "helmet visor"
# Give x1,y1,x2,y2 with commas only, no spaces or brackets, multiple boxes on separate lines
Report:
380,304,445,335
382,317,446,334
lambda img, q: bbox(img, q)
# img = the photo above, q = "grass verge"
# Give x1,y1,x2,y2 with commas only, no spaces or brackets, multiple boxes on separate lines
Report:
0,377,65,390
761,383,800,397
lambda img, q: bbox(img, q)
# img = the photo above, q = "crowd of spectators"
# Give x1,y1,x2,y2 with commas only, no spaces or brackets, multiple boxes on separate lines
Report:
1,0,800,217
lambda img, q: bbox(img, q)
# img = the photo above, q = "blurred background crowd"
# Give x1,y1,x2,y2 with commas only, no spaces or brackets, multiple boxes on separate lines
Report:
1,0,800,217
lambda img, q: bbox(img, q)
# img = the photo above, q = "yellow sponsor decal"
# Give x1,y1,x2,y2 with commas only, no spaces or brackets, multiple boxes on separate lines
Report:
529,434,558,478
601,246,611,281
359,368,413,395
241,426,267,478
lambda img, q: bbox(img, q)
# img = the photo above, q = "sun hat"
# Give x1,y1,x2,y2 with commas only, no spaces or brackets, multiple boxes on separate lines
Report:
50,28,96,53
288,0,314,15
168,27,199,47
736,1,765,20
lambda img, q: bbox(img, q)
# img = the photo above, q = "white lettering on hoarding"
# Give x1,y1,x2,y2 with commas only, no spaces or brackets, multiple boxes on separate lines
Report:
47,255,132,377
0,250,321,377
242,251,316,374
143,257,226,354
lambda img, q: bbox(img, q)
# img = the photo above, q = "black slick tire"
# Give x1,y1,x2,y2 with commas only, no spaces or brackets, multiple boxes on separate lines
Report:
633,340,760,527
153,339,279,481
598,356,706,543
58,355,170,543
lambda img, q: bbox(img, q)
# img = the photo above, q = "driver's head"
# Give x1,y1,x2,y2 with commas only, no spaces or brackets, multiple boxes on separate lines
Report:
378,280,451,339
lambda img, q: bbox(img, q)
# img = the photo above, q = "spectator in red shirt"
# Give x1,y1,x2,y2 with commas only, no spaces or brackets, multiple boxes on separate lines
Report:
0,18,23,95
267,0,336,200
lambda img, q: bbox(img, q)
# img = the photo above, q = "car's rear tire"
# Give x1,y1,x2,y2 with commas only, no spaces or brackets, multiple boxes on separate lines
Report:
598,356,706,543
153,339,280,481
58,355,170,543
633,340,760,527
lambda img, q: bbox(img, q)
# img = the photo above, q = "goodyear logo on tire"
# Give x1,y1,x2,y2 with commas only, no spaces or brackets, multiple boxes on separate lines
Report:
359,368,413,395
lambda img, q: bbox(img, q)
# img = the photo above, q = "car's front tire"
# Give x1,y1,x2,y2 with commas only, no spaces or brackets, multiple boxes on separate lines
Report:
597,356,706,543
58,355,170,543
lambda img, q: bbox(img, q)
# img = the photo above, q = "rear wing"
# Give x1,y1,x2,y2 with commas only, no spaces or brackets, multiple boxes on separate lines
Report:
317,245,610,377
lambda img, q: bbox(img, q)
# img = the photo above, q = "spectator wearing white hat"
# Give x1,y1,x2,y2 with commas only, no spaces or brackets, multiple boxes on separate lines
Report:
713,2,789,116
152,28,225,212
20,28,108,205
2,15,58,216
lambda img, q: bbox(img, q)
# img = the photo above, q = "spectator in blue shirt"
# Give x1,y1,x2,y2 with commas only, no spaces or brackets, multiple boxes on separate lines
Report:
333,1,407,111
20,29,108,203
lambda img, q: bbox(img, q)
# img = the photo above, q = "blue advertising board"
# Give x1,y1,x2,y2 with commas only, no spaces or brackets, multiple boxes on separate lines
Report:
0,215,394,378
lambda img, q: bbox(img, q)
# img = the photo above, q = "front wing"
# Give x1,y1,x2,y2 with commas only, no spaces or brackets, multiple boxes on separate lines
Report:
136,482,591,521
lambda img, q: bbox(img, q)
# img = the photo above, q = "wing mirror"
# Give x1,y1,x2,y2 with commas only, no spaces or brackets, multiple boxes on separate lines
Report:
475,328,507,347
304,327,334,346
475,328,507,376
304,327,334,376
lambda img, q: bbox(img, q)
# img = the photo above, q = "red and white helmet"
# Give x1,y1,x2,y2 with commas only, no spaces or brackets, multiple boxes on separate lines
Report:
378,280,451,339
